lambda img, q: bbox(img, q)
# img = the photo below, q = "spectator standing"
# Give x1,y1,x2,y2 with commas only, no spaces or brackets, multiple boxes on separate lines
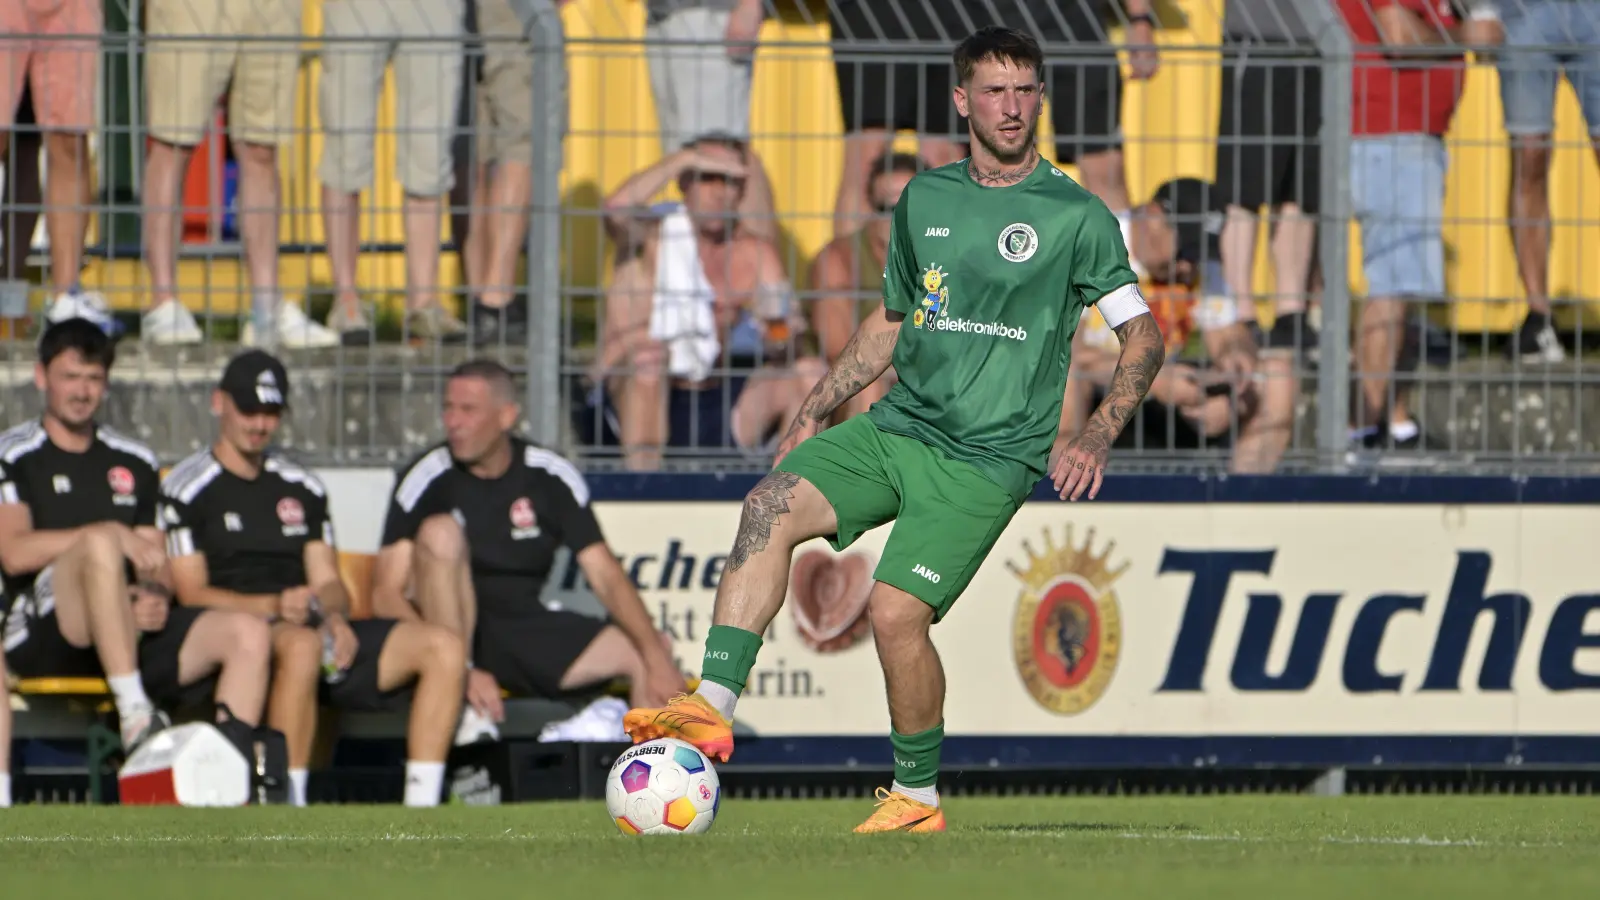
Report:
643,0,777,244
2,0,105,323
1496,0,1596,363
141,0,340,348
320,0,469,343
1338,0,1502,449
1214,0,1321,356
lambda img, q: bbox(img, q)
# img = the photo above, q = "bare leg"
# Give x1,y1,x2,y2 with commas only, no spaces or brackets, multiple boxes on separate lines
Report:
1074,148,1133,214
601,255,668,469
462,162,493,298
375,622,465,764
1354,297,1406,435
712,473,839,633
0,650,11,806
1221,206,1260,323
412,514,476,642
1508,137,1553,317
267,624,321,771
41,132,90,293
477,161,531,311
142,139,195,306
1230,353,1296,474
557,625,656,705
48,526,137,678
176,610,272,726
730,358,828,449
869,584,943,737
1269,203,1315,316
403,193,444,314
230,141,283,302
833,130,894,238
320,186,363,319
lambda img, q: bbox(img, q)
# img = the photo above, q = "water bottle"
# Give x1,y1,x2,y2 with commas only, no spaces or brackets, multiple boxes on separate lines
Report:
321,629,346,684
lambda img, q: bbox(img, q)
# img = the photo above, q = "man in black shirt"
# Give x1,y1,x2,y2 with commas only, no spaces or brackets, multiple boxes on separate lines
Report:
373,360,682,743
162,350,465,807
0,320,274,754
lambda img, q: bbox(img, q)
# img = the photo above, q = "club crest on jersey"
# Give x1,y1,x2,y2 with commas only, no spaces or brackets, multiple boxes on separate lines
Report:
912,265,950,330
998,222,1038,263
277,497,307,537
509,497,541,540
108,466,137,506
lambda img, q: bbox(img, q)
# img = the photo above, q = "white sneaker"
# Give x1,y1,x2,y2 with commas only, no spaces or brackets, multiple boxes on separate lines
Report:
242,299,341,350
46,290,122,337
141,298,204,346
537,697,629,743
454,705,501,747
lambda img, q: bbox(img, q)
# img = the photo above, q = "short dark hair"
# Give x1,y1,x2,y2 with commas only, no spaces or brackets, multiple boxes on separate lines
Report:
449,359,517,401
953,26,1045,86
39,318,116,371
868,151,925,183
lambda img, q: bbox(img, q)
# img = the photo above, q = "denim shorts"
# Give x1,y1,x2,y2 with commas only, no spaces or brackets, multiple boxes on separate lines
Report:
1351,134,1447,300
1497,0,1600,136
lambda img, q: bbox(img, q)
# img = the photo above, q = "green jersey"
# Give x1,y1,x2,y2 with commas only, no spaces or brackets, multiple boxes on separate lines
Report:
866,159,1139,503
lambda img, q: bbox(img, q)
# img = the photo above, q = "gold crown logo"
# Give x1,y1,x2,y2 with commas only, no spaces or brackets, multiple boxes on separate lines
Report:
1007,524,1129,595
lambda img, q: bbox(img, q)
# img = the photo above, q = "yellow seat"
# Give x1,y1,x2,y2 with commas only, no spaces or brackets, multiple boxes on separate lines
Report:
12,677,111,696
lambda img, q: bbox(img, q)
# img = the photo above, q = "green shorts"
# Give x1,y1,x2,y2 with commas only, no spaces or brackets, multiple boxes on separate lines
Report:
774,415,1018,622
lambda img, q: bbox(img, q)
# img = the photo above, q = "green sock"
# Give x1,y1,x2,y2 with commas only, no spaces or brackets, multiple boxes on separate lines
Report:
890,723,944,790
700,625,763,695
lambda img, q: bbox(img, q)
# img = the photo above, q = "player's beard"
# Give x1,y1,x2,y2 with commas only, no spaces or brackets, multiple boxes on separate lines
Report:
971,115,1038,168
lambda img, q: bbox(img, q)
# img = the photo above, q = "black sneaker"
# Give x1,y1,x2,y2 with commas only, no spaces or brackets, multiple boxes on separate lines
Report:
470,301,528,348
1507,313,1567,364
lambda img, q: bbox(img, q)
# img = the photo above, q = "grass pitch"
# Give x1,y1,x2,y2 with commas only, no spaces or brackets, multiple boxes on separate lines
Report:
2,796,1597,899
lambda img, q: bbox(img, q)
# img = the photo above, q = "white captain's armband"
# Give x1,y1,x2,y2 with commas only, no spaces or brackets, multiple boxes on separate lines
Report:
1093,283,1150,330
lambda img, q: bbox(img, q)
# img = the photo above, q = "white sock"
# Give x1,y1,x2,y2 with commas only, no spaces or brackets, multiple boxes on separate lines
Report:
404,761,446,808
288,768,309,808
1388,419,1420,442
696,681,738,722
891,780,939,807
0,773,11,808
107,673,152,719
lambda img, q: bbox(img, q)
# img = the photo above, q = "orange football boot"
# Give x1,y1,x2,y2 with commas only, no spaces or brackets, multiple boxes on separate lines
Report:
622,693,736,762
852,787,947,833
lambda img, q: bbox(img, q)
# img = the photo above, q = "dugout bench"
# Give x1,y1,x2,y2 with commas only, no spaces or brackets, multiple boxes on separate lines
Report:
6,552,638,804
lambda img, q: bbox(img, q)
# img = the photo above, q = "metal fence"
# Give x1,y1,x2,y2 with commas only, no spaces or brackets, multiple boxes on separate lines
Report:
2,0,1598,474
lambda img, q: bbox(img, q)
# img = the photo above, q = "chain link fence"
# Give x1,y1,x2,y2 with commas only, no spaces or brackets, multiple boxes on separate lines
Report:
1,1,1597,472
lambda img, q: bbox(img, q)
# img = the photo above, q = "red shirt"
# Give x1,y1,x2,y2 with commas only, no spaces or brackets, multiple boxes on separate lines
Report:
1339,0,1464,136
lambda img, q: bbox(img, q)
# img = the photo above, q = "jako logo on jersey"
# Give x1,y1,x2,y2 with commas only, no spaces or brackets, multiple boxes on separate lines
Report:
912,564,942,584
998,222,1039,263
912,265,950,330
924,227,950,237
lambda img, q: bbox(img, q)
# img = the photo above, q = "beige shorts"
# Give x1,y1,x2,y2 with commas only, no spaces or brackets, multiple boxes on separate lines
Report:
0,0,101,132
645,8,752,149
474,0,535,167
144,0,303,147
319,0,465,196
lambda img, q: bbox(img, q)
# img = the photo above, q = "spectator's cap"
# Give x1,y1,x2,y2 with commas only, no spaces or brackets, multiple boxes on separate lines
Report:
1150,177,1225,266
219,349,290,413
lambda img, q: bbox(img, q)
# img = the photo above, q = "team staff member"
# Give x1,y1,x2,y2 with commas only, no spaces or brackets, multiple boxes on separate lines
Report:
371,360,683,743
0,320,273,753
161,350,465,807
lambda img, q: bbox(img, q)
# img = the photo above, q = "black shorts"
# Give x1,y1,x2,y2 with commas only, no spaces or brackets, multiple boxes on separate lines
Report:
321,618,414,713
473,609,610,698
138,605,219,711
830,0,1121,160
1215,45,1322,213
1,565,101,679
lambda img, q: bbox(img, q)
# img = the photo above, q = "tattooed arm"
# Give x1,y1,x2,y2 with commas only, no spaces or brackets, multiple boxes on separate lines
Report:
1052,312,1165,501
770,302,903,466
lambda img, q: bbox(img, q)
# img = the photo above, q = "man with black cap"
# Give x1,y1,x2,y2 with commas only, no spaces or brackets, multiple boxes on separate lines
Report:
1067,178,1296,474
160,350,466,807
0,319,274,759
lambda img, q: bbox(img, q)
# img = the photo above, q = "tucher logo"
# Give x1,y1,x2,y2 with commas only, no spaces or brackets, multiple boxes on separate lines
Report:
998,222,1038,263
1009,524,1125,715
924,227,950,237
912,264,949,330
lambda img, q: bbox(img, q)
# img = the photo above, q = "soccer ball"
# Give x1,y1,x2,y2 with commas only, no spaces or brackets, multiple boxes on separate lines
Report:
605,738,721,835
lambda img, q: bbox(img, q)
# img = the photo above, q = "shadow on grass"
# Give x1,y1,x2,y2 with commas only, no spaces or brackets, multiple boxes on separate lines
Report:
975,822,1199,835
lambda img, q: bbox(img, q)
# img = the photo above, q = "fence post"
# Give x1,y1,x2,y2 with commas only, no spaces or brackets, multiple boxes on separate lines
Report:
1290,0,1353,466
524,0,565,448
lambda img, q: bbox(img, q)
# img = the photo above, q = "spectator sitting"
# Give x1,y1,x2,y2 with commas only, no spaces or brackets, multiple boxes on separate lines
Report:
1067,178,1294,474
592,137,823,470
320,0,468,343
806,151,919,422
139,0,339,348
4,0,111,330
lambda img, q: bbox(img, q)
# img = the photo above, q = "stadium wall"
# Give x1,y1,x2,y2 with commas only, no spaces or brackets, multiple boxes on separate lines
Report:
317,470,1600,771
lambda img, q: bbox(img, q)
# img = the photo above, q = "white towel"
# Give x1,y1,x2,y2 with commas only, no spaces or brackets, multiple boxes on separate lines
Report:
649,206,720,381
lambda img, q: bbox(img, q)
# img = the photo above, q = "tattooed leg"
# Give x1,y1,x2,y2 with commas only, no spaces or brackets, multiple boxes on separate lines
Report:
713,472,839,632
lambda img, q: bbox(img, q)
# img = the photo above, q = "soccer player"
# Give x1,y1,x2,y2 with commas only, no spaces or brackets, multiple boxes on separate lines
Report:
622,26,1164,832
371,360,684,744
161,350,465,807
0,320,274,753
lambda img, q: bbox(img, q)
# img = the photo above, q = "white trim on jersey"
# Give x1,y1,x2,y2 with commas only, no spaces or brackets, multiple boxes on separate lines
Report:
162,450,225,505
1094,282,1152,330
0,421,47,464
396,447,452,513
265,456,327,497
524,446,591,507
96,426,159,469
166,526,197,559
0,484,16,505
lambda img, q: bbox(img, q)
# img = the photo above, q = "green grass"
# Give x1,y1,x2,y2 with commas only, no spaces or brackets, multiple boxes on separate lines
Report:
2,797,1598,899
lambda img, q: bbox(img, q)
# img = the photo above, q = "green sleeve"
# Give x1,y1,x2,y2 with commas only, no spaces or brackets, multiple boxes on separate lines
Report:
882,191,919,315
1074,202,1139,307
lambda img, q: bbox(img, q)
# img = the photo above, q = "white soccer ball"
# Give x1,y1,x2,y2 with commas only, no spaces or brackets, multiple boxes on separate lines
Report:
605,737,721,835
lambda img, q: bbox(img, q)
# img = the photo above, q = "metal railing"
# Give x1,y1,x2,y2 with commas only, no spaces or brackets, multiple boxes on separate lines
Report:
1,0,1597,474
